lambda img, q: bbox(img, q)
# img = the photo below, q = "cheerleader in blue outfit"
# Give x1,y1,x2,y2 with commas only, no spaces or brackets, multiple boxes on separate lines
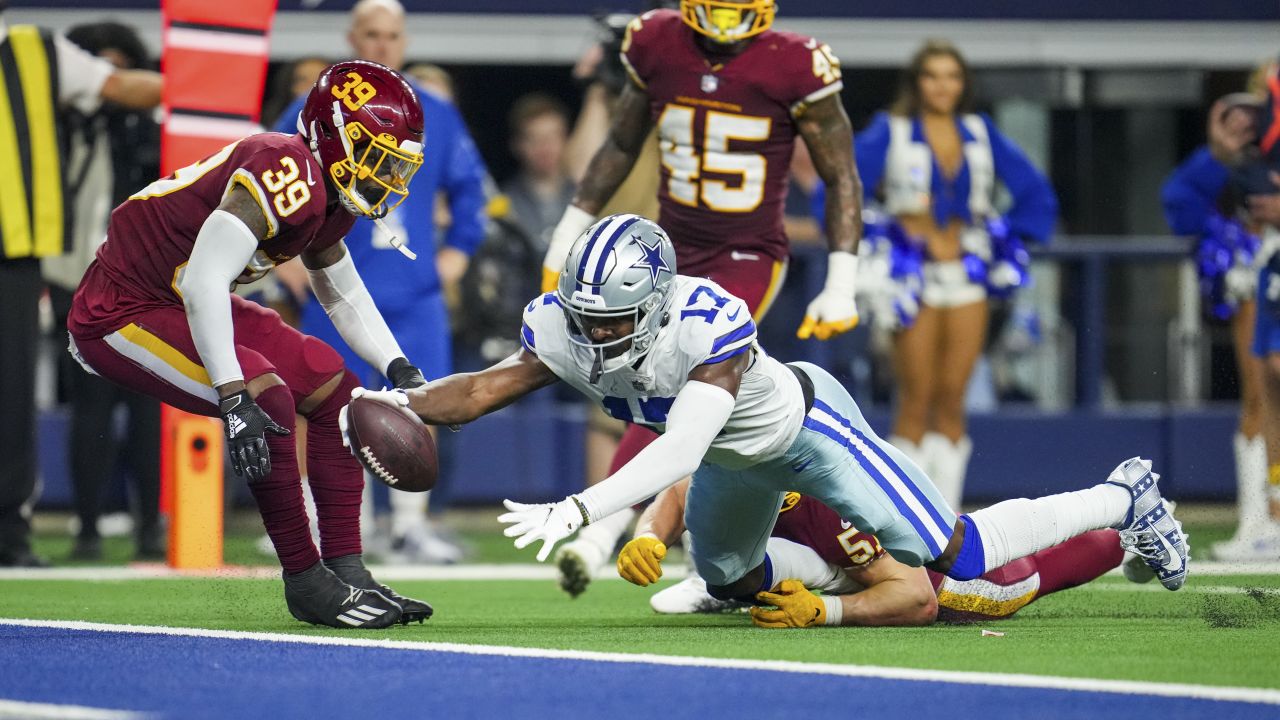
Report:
836,41,1057,508
1161,86,1272,561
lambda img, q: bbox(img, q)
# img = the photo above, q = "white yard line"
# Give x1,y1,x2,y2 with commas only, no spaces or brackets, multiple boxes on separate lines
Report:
1,618,1277,707
0,699,147,719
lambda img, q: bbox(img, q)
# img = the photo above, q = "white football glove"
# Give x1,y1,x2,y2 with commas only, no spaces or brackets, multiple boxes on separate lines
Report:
338,387,420,450
797,251,861,341
541,205,595,293
497,496,590,562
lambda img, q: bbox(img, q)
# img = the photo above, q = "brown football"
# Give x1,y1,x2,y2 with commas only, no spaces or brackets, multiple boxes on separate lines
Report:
344,396,437,492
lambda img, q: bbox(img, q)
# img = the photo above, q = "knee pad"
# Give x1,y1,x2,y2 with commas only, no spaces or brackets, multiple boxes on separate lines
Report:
305,369,361,424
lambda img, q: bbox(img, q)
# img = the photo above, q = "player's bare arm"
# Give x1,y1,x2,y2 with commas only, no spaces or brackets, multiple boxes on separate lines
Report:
797,94,861,255
795,94,865,340
402,349,559,427
572,78,655,215
832,555,938,627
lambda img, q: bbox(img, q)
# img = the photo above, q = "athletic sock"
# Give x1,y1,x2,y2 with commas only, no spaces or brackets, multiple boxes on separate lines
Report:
959,483,1131,576
1030,529,1125,596
577,507,637,556
249,384,318,574
762,537,847,592
304,371,364,560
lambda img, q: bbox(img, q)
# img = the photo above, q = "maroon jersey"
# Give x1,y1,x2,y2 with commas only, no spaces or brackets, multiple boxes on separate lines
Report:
772,492,885,571
70,133,354,339
621,9,842,266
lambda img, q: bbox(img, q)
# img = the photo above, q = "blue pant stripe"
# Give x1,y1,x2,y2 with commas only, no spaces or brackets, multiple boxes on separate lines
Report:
802,416,943,557
812,397,954,536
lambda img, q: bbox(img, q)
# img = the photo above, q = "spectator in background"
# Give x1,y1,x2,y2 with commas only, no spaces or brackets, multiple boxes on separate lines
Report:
43,21,163,561
273,0,488,564
827,40,1057,511
1160,65,1272,561
263,56,328,130
0,3,162,568
404,62,454,102
501,93,574,250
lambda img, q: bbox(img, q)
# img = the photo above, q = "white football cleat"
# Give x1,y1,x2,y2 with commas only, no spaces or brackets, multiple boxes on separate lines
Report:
1107,458,1188,590
555,538,608,598
1209,522,1280,563
649,574,749,614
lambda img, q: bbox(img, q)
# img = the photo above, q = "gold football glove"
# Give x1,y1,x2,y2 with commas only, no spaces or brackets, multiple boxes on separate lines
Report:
617,535,667,586
751,579,827,629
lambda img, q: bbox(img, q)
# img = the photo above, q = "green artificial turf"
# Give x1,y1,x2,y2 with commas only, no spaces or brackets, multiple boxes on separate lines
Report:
2,572,1277,691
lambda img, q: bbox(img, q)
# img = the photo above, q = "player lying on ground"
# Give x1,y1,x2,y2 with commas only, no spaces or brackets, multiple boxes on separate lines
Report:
68,61,432,629
618,478,1157,627
352,214,1189,609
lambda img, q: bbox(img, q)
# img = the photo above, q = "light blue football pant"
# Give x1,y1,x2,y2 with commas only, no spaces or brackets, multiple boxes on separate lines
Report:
685,362,959,587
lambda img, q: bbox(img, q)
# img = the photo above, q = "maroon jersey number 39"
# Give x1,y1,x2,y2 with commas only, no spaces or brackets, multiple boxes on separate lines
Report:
620,8,842,265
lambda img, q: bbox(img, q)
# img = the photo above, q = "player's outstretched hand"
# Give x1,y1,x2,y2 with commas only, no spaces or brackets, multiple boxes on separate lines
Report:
751,579,828,629
797,251,860,341
219,390,290,483
498,497,588,562
617,534,667,586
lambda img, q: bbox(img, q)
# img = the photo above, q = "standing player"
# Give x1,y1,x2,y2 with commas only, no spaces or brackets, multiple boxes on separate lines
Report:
68,61,433,628
618,479,1151,626
353,215,1188,616
540,0,864,592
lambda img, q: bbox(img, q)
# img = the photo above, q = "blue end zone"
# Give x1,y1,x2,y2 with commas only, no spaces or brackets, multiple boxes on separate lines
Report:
0,625,1272,720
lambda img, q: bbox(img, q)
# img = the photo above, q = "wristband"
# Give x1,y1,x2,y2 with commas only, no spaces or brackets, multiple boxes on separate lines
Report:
822,595,843,626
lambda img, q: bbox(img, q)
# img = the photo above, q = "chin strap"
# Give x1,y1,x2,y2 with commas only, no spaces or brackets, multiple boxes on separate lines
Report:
374,217,417,260
589,350,604,384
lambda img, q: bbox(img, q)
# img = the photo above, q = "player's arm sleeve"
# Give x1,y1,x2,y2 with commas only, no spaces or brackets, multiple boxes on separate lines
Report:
440,110,490,255
178,210,257,387
272,95,307,135
53,33,114,114
1161,145,1229,235
986,115,1058,243
577,381,735,523
809,114,889,226
306,244,407,376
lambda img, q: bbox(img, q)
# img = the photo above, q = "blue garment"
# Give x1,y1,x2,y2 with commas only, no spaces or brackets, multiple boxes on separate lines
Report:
812,112,1058,243
273,82,488,311
686,362,956,587
274,81,487,384
1253,255,1280,358
1160,145,1229,236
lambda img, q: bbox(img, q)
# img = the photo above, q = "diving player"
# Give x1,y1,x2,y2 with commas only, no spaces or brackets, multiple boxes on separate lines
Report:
618,478,1153,627
350,214,1189,611
67,61,433,628
539,0,865,594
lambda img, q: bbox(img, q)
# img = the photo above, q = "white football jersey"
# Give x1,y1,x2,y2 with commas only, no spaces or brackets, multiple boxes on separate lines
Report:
521,275,806,468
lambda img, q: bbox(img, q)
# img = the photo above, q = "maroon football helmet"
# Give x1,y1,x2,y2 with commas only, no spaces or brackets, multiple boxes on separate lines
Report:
299,60,424,219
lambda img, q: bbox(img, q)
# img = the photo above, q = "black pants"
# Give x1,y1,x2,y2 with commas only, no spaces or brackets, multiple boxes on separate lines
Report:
50,287,161,541
0,259,40,556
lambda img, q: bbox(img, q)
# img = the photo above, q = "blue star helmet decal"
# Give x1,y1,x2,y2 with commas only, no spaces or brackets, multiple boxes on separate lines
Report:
630,233,672,285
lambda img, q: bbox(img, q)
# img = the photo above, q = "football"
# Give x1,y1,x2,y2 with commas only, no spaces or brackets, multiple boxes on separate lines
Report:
344,396,437,492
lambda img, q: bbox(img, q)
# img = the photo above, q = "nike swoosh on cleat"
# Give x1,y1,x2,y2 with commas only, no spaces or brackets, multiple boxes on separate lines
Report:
1153,530,1184,574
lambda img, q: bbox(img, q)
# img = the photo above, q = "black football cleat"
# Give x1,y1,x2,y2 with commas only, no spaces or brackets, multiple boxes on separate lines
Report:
283,561,402,629
325,554,434,624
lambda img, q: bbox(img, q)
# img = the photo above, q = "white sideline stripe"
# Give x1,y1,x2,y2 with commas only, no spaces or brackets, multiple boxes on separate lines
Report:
0,699,146,719
1087,583,1280,596
1,619,1277,707
1,561,1279,582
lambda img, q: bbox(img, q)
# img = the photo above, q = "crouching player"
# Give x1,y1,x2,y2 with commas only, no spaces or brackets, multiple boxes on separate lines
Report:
618,479,1160,627
67,61,432,628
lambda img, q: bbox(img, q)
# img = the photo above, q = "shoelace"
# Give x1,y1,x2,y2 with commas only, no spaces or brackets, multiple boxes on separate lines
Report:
343,586,365,606
1119,528,1166,562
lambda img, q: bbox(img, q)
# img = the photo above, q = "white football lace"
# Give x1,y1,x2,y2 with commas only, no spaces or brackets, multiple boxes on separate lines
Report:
344,586,365,605
359,446,400,486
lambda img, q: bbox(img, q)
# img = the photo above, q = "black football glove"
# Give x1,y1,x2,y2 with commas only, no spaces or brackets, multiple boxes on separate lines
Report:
386,356,426,389
219,390,290,483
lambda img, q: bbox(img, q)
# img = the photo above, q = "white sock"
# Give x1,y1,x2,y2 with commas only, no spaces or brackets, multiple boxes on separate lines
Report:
577,507,637,555
764,537,847,591
390,485,429,538
966,483,1131,572
1234,433,1268,535
890,434,930,476
923,433,971,511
